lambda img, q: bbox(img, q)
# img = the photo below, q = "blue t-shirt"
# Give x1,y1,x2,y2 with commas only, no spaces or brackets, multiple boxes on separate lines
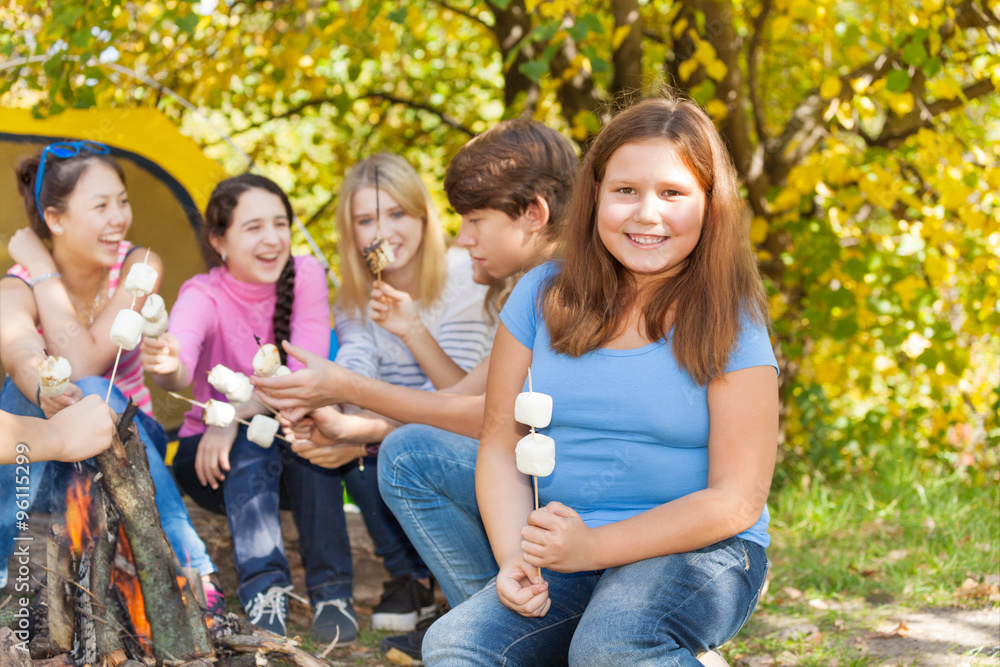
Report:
499,263,779,548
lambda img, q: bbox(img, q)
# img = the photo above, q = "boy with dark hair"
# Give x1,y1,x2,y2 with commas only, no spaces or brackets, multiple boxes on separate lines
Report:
253,118,578,662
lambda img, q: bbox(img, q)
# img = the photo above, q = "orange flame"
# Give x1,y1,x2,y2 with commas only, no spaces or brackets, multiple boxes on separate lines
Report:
113,525,152,647
64,477,93,557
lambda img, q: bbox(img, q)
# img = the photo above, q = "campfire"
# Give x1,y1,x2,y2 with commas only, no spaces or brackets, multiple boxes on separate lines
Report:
1,404,328,667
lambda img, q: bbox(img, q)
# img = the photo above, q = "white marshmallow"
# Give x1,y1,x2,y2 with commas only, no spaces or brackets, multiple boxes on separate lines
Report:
228,373,254,404
247,414,280,448
208,364,240,395
143,312,169,338
274,365,291,377
110,309,144,351
515,433,555,477
253,344,282,378
38,355,72,397
140,293,166,320
514,392,553,429
203,400,236,428
124,262,158,297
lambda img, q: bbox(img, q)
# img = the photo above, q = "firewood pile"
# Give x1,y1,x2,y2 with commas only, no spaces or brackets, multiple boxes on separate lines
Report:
1,404,332,667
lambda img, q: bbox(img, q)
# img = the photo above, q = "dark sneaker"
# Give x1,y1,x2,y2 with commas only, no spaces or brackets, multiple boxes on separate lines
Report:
379,606,447,666
246,585,295,636
202,574,227,615
312,597,358,646
372,575,436,631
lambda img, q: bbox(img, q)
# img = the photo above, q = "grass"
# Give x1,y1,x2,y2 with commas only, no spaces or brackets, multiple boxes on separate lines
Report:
276,456,998,666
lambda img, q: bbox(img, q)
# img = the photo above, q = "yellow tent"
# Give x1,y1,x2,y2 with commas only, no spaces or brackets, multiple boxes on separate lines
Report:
0,107,228,429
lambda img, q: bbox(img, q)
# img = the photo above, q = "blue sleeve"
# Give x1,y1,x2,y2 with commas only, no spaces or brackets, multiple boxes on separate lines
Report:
499,263,557,349
726,318,779,375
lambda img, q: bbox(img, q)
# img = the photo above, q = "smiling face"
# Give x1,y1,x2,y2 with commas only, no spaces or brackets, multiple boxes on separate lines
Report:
210,187,291,285
596,139,707,286
351,187,424,280
51,161,132,266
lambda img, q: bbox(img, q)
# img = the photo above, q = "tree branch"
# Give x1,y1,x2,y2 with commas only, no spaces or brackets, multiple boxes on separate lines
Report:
206,92,475,144
746,0,771,147
428,0,492,30
870,78,996,148
610,0,643,99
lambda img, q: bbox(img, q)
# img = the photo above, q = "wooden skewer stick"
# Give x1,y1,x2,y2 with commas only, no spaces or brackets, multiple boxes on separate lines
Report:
166,392,291,443
106,247,152,404
526,367,543,580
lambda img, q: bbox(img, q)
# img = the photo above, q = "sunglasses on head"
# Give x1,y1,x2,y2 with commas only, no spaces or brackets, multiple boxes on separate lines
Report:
34,140,111,221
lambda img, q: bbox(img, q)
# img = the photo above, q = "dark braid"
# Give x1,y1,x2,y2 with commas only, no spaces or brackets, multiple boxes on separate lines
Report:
272,257,296,364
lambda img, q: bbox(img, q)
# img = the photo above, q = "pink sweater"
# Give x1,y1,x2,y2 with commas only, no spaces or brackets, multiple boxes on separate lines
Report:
170,255,330,437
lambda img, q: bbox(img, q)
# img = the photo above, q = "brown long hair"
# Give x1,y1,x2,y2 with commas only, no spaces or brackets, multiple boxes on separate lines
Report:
542,94,769,385
336,153,446,313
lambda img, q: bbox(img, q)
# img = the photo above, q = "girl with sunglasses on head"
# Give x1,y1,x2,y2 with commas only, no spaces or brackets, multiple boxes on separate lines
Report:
0,141,224,611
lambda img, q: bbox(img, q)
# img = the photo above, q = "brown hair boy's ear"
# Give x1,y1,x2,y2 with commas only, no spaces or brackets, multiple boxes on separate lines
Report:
523,195,551,232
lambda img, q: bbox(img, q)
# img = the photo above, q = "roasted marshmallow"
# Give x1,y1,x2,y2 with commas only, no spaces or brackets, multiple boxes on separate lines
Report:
515,433,555,477
274,365,291,377
227,373,254,404
514,391,553,429
110,309,144,351
202,400,236,428
124,262,158,297
38,355,72,398
252,343,282,378
247,414,280,448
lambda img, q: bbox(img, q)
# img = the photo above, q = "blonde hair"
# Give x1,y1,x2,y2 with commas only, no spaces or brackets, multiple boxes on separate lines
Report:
336,153,447,312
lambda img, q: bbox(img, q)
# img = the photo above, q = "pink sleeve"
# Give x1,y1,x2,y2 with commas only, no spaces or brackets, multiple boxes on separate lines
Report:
168,280,215,384
286,255,331,371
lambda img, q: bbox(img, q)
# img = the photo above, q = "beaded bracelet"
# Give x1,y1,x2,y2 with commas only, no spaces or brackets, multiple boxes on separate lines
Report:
29,272,61,288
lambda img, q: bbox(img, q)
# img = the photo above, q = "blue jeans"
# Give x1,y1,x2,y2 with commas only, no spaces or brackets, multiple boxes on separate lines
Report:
423,538,769,666
0,376,215,588
378,425,497,606
196,426,427,609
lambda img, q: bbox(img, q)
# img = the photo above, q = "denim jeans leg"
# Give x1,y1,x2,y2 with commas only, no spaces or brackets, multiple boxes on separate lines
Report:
344,455,429,582
280,441,354,605
74,376,217,577
567,538,769,666
223,425,291,608
378,425,497,607
0,378,50,588
423,570,601,667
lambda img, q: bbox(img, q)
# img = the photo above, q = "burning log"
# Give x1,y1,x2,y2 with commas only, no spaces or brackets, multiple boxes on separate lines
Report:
92,404,213,662
45,525,73,653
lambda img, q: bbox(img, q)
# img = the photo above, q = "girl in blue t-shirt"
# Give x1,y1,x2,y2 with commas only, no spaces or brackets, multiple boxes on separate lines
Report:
423,94,780,665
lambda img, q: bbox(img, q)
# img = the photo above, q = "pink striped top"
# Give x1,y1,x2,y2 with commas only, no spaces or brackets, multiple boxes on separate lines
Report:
7,241,154,415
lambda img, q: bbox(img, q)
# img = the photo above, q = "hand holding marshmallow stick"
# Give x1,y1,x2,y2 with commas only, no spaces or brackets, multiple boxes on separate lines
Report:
106,248,156,403
513,367,555,580
166,391,289,449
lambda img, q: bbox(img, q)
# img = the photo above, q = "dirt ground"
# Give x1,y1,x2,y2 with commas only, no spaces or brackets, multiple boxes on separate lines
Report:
4,500,998,666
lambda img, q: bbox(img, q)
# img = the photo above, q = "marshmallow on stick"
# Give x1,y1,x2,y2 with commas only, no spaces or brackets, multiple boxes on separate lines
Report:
110,309,144,351
207,364,254,404
38,355,72,397
247,414,280,448
513,367,554,581
124,261,158,298
253,343,282,378
202,399,236,428
140,293,169,337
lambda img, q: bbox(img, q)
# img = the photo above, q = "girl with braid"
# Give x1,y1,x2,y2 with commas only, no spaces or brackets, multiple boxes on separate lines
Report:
141,174,348,642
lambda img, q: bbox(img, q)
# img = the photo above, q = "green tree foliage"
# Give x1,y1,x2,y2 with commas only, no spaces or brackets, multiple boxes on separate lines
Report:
3,0,997,481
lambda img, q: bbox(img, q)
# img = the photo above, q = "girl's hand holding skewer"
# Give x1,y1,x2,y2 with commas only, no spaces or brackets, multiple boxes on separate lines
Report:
290,439,366,469
368,280,422,339
140,332,181,376
39,383,82,419
521,501,599,573
496,554,550,618
252,341,357,410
